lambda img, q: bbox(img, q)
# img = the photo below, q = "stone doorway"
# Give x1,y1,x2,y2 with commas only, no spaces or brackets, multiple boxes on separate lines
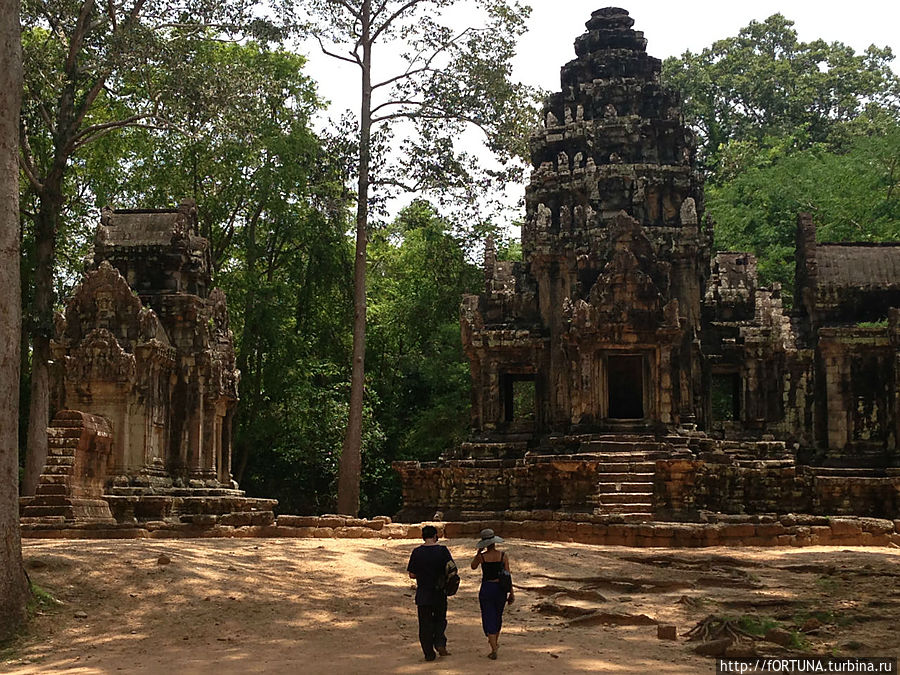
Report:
607,355,645,419
501,373,536,427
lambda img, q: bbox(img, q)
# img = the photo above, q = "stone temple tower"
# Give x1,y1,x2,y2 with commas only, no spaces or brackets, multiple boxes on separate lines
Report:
462,6,710,438
394,8,900,523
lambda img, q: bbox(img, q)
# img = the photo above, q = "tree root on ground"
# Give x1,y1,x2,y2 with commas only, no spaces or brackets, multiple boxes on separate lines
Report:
685,615,760,643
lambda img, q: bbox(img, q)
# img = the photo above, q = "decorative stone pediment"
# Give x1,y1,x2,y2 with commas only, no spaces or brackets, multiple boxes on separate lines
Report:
589,247,664,325
63,261,146,349
564,213,669,330
65,328,136,384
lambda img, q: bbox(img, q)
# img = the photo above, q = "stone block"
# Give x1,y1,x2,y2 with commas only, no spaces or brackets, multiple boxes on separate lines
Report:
830,519,861,537
219,512,253,527
317,517,345,528
720,523,756,539
657,625,677,640
442,522,463,538
858,518,894,535
756,523,786,537
276,515,320,528
334,526,378,538
249,511,275,526
274,526,317,538
381,524,412,539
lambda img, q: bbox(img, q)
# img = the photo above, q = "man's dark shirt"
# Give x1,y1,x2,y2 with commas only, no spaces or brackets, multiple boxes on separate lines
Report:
407,544,452,606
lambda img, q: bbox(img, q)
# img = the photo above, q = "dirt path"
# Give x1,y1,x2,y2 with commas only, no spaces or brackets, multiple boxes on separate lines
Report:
3,539,900,674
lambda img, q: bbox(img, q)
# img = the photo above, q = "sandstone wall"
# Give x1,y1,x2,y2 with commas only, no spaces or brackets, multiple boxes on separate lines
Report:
21,514,900,549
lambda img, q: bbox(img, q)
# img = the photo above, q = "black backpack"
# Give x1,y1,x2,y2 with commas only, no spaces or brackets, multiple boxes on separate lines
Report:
437,559,460,597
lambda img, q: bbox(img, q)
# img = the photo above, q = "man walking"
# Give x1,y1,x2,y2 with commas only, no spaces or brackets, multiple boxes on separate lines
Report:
407,525,454,661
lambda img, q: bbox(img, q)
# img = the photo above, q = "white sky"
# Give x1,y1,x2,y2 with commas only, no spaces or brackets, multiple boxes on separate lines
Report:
301,1,900,225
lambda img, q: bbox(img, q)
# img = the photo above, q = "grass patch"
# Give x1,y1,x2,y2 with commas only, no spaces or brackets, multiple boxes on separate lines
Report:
788,630,809,650
735,614,780,636
0,582,62,661
815,576,840,594
28,583,62,615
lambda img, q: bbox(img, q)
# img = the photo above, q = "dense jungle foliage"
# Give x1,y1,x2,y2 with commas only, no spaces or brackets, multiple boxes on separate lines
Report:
661,13,900,298
16,9,900,515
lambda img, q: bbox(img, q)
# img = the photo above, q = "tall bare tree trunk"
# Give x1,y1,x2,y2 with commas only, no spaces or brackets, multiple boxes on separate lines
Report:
0,0,30,639
336,0,372,517
22,182,62,496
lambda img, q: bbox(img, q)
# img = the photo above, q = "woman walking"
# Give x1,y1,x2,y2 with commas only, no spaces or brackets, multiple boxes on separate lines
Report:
470,528,514,659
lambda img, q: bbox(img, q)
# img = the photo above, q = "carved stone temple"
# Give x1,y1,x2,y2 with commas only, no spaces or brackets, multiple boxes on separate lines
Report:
21,201,275,525
394,8,900,521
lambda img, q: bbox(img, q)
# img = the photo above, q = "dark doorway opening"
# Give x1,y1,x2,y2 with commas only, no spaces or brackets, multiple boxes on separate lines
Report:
607,355,644,419
501,374,536,424
711,373,740,421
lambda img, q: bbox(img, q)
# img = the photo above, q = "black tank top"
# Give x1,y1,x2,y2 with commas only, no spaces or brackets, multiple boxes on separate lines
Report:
481,552,505,581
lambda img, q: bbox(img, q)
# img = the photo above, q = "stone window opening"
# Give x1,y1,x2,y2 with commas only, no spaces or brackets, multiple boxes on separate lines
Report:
501,374,536,424
606,355,645,420
711,372,741,422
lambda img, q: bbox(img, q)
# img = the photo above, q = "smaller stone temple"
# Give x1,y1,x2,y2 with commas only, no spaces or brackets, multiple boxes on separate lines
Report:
21,200,275,525
394,7,900,523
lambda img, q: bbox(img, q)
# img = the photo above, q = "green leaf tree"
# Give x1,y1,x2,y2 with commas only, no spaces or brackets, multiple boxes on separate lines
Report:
709,125,900,297
661,13,900,175
303,0,538,516
81,38,353,487
18,0,261,494
365,200,480,513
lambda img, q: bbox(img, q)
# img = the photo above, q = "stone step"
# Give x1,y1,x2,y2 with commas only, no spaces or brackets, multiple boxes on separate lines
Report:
104,487,247,497
813,467,885,477
47,427,84,439
44,455,76,466
597,472,654,482
35,483,70,497
19,515,66,525
591,452,661,464
597,482,653,494
554,433,661,444
39,465,76,476
21,505,75,518
596,492,655,504
593,504,653,515
597,461,657,473
581,440,667,452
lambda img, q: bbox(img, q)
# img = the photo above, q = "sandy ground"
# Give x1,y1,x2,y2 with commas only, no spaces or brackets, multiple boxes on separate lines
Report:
3,538,900,674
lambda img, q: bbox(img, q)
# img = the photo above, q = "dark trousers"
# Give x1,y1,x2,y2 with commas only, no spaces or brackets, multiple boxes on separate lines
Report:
416,597,448,659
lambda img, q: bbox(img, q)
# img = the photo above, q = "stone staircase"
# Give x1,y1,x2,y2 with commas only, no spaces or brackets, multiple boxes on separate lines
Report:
20,411,116,525
593,456,656,517
531,434,697,519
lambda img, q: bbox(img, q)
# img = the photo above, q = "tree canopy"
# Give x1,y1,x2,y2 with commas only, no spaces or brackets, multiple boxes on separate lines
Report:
662,14,900,294
662,13,900,175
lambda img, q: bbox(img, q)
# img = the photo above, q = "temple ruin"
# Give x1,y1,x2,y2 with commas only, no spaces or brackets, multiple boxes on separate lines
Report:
21,201,275,526
395,7,900,521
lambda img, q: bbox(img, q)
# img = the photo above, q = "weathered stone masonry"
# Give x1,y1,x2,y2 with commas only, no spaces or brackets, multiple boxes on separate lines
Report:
21,201,275,527
395,8,900,523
